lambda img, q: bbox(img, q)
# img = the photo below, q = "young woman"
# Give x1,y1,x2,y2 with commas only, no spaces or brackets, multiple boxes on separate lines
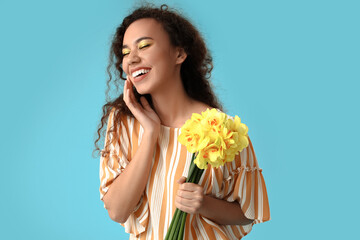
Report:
94,4,270,239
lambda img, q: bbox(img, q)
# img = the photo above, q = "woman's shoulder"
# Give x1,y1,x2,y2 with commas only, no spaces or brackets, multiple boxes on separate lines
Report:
190,101,214,114
108,107,137,128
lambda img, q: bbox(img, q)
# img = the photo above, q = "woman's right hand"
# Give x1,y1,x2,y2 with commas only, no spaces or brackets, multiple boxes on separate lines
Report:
123,76,161,138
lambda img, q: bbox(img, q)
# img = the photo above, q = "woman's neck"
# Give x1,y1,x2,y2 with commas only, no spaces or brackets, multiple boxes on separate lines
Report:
152,88,194,127
151,79,195,128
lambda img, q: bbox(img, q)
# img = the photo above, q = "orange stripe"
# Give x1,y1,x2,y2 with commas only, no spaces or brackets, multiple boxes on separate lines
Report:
147,141,161,209
245,144,251,169
99,111,115,196
241,171,252,216
172,138,190,235
159,128,174,236
99,115,270,238
172,138,188,210
212,224,228,239
214,167,223,189
206,173,214,194
123,118,132,162
230,225,241,238
239,225,247,236
131,120,139,156
134,194,147,220
190,215,197,238
199,217,217,239
261,173,271,221
231,169,241,201
248,137,258,168
254,169,259,219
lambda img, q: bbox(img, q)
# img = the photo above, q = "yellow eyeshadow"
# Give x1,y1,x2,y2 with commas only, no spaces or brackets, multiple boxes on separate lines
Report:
138,40,152,49
122,48,130,55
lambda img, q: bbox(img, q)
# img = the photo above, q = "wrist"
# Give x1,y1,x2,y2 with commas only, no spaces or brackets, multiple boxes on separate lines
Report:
143,130,159,142
199,195,210,216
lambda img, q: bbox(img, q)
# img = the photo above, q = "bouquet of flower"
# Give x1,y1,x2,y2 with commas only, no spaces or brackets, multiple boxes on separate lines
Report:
165,108,249,240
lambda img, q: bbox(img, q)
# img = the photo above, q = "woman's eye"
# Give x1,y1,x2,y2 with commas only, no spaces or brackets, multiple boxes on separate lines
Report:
122,50,130,56
139,43,151,49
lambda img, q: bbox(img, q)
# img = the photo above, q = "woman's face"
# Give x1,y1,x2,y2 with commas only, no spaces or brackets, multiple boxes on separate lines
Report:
122,18,184,95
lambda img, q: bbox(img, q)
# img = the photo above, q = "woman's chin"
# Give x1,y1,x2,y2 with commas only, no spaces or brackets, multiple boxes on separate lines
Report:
134,86,150,96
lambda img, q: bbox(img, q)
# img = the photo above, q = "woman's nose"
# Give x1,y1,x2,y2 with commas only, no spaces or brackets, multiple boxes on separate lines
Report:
127,49,140,65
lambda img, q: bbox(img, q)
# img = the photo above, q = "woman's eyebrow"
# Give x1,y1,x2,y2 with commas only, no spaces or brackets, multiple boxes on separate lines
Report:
122,37,154,49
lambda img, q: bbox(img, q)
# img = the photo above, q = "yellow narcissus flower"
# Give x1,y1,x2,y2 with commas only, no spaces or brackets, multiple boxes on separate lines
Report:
167,108,250,240
179,108,249,169
178,113,204,153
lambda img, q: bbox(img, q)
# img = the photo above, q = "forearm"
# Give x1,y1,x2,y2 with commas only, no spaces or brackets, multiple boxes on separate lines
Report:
102,132,156,223
199,195,254,226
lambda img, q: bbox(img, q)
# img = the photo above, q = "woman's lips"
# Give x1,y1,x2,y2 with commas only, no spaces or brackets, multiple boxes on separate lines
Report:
133,70,151,83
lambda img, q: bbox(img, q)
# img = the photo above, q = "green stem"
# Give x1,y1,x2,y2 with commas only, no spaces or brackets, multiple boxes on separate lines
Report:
178,211,187,240
165,153,204,239
195,168,204,183
189,165,197,183
186,153,197,183
173,211,183,238
166,208,180,240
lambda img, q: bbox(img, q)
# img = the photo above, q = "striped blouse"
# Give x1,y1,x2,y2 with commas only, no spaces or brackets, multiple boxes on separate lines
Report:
99,108,270,240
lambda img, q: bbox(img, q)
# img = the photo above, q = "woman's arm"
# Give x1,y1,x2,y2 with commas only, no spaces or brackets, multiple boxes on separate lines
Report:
102,131,157,224
199,195,253,225
103,78,161,224
176,177,253,226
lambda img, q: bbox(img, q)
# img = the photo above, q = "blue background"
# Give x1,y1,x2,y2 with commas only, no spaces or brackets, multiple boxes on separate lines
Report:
1,0,359,239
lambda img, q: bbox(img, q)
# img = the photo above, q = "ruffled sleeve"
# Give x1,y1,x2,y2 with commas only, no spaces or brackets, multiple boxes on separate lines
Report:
226,136,270,219
223,135,270,237
99,109,149,237
196,135,270,239
99,108,131,201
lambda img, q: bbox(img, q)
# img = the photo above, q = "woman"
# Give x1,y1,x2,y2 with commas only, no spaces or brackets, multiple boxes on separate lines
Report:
94,4,270,239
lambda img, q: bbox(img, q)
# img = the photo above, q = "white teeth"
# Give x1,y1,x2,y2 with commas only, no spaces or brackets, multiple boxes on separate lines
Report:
132,68,150,78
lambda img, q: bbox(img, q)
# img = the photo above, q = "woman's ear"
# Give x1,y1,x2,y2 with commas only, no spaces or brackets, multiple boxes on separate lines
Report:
175,47,187,64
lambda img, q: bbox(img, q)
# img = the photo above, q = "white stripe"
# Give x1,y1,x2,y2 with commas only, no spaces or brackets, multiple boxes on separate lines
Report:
240,170,246,207
164,128,178,235
242,224,253,235
232,158,236,172
214,231,222,239
244,170,255,219
127,116,134,152
201,216,227,237
240,147,247,167
138,199,148,221
187,214,194,240
211,168,220,195
169,132,182,219
182,151,193,178
119,121,129,165
248,145,254,167
151,127,167,239
223,225,239,239
145,216,152,240
138,119,144,146
193,215,202,239
196,215,210,240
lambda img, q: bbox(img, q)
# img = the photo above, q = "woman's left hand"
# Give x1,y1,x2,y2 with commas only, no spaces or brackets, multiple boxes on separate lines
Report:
175,177,205,214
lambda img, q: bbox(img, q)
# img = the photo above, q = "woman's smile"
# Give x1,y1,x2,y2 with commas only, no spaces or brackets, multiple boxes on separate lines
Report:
130,67,152,83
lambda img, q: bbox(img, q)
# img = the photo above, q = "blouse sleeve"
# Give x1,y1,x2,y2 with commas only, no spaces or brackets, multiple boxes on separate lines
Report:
99,109,148,236
198,135,270,239
99,108,131,201
224,135,270,236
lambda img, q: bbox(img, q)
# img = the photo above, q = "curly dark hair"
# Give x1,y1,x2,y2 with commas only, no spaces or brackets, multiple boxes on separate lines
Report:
93,3,223,158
